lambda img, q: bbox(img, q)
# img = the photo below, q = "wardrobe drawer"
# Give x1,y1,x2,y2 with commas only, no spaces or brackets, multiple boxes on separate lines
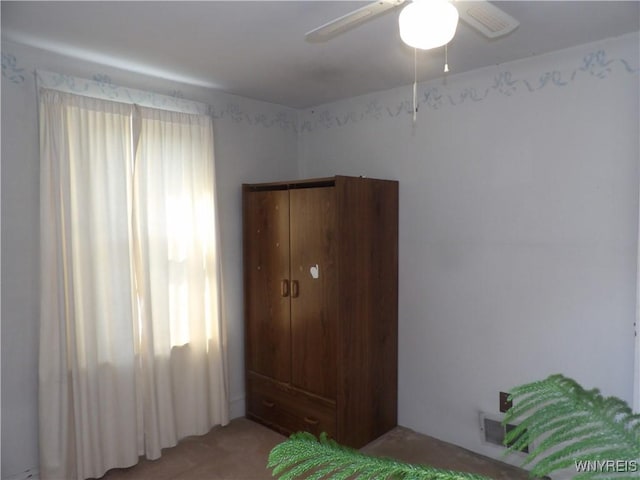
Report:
247,374,336,437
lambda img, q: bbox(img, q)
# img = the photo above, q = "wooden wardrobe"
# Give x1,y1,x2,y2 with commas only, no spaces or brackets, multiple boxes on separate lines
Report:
243,175,398,448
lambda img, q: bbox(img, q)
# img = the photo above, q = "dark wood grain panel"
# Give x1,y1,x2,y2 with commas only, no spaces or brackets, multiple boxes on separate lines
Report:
247,372,336,437
243,188,291,383
335,176,398,448
289,187,338,400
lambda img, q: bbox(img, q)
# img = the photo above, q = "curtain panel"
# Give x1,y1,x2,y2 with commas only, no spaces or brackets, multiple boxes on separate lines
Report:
38,87,229,480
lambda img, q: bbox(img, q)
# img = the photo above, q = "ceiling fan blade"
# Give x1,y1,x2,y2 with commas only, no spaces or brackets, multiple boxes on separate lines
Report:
455,0,519,38
305,0,406,42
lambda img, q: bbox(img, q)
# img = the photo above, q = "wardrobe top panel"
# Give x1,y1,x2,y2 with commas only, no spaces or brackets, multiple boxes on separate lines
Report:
243,175,397,192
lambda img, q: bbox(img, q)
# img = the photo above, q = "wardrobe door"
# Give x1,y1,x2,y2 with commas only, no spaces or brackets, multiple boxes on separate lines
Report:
289,187,337,399
244,189,291,383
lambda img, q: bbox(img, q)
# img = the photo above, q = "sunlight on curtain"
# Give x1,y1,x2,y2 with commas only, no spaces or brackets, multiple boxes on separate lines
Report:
39,88,229,480
132,106,229,456
39,89,139,480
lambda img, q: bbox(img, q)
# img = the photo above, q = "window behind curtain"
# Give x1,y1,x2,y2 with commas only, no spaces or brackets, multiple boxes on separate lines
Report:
39,87,228,480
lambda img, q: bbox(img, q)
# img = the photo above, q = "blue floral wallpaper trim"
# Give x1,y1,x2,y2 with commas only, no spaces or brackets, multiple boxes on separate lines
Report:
34,69,298,131
3,45,637,133
37,70,211,115
207,103,297,131
2,53,26,84
299,49,639,132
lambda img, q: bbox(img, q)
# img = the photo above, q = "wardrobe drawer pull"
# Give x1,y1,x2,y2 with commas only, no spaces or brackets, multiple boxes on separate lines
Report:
303,416,319,425
262,400,275,408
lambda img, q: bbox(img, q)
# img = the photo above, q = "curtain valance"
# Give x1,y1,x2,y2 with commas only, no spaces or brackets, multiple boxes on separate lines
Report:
36,70,209,115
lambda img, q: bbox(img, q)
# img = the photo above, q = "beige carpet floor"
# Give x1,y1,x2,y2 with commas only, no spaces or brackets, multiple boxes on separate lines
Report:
97,417,533,480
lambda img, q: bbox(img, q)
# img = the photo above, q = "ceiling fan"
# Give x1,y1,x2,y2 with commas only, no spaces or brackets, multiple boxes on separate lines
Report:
305,0,519,50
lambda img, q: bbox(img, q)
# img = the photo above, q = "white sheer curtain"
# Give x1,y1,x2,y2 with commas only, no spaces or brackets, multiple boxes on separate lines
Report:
39,90,139,480
39,89,228,480
132,106,229,457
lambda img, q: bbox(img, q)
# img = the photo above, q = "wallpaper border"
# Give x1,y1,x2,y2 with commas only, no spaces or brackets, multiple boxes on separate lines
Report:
2,52,26,84
3,39,638,134
3,52,298,132
36,70,210,115
299,48,639,133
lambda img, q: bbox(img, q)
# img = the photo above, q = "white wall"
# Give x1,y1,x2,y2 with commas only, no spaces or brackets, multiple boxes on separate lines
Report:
1,40,299,478
298,33,639,468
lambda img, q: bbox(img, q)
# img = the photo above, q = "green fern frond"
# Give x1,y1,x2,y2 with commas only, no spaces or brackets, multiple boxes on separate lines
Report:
268,432,492,480
503,374,640,479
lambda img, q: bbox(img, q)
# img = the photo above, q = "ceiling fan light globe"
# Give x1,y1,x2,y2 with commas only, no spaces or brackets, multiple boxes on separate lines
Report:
399,0,459,50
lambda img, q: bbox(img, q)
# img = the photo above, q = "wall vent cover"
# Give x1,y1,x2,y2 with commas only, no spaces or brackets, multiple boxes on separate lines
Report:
479,412,530,454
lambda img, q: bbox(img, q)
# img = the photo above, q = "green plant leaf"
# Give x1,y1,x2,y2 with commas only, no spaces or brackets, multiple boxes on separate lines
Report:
503,374,640,479
268,431,492,480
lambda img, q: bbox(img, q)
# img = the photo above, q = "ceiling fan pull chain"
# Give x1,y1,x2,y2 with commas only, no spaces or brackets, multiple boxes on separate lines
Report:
444,43,450,73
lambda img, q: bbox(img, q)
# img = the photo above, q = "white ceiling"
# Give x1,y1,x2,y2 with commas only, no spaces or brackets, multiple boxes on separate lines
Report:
2,1,639,109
